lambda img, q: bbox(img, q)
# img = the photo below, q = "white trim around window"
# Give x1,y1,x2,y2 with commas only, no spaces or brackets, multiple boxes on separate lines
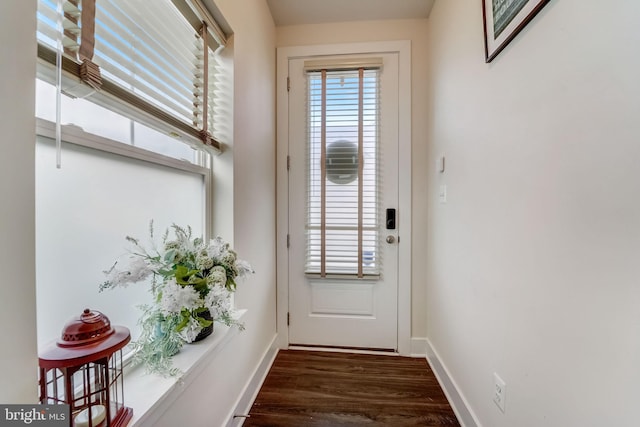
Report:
36,118,210,177
36,116,214,238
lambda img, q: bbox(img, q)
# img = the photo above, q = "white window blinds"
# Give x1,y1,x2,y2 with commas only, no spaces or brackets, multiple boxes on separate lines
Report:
305,66,381,278
36,0,225,151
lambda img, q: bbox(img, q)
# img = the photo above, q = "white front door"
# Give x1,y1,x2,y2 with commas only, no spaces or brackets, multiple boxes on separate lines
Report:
287,52,400,351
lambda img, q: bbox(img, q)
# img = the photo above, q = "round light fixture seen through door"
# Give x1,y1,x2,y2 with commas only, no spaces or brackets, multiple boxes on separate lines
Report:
325,140,359,184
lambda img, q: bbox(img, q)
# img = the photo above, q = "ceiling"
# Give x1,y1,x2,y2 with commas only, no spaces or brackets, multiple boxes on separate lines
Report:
266,0,435,26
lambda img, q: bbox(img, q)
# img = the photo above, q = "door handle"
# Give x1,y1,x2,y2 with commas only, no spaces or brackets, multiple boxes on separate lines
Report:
386,235,396,244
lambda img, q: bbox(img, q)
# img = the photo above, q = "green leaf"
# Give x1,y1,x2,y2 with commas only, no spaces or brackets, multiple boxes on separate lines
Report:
197,317,213,328
192,280,208,295
164,249,176,263
158,268,175,277
174,264,197,283
193,306,208,314
174,310,191,332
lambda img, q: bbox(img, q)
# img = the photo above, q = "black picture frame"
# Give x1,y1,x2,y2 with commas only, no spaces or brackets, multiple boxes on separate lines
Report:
482,0,551,62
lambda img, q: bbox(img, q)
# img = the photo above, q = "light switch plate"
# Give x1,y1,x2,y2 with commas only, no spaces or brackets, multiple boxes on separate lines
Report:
439,185,447,203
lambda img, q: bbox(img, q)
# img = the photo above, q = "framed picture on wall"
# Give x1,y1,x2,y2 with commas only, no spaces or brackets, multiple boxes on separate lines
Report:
482,0,551,62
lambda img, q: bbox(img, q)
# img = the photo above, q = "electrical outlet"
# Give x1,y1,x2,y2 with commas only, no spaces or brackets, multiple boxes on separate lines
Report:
493,373,506,413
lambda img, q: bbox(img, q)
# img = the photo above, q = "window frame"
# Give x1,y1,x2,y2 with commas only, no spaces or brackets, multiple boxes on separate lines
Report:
36,0,227,153
35,117,211,181
33,0,227,355
35,116,214,236
34,112,215,364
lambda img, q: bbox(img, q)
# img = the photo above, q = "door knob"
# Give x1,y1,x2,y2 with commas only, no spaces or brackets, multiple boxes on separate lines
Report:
386,235,396,244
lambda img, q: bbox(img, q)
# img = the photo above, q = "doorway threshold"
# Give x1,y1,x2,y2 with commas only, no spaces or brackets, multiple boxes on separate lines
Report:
288,343,398,356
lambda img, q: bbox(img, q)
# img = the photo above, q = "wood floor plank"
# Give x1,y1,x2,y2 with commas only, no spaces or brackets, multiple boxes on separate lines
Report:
244,350,460,426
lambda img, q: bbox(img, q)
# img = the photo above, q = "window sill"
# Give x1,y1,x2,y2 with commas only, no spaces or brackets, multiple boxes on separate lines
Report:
125,309,247,426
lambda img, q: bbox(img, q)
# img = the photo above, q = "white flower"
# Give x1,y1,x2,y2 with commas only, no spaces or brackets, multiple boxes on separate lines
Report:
204,285,232,319
159,279,202,316
129,256,154,278
164,241,180,250
221,250,237,266
196,255,214,270
207,237,227,259
236,259,254,277
178,316,203,343
207,266,227,286
102,256,153,289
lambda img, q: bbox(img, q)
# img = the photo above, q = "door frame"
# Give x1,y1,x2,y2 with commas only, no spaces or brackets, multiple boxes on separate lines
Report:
276,40,412,355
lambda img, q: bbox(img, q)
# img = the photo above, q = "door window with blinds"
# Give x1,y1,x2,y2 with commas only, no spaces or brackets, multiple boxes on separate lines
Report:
305,60,381,278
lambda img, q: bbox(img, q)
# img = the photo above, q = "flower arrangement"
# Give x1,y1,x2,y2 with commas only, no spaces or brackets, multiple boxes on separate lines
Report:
99,221,252,376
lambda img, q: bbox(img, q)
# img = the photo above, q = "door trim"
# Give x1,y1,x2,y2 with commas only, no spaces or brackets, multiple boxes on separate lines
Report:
276,40,412,355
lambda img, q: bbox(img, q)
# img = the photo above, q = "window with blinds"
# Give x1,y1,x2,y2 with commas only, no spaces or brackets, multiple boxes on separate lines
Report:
305,66,381,278
36,0,225,151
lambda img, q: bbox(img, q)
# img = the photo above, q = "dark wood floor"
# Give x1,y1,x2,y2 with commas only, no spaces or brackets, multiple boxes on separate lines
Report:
243,350,460,426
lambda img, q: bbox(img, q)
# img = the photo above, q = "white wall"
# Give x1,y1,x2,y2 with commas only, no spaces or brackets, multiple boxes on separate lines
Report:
0,0,38,403
150,1,277,425
426,1,640,426
277,20,430,340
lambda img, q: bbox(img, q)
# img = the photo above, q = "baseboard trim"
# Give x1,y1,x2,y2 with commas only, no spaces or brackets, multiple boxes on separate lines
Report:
425,339,481,427
224,334,279,427
410,337,427,357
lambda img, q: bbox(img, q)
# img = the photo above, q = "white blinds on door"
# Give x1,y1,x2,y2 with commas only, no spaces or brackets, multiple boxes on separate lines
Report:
305,66,381,278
